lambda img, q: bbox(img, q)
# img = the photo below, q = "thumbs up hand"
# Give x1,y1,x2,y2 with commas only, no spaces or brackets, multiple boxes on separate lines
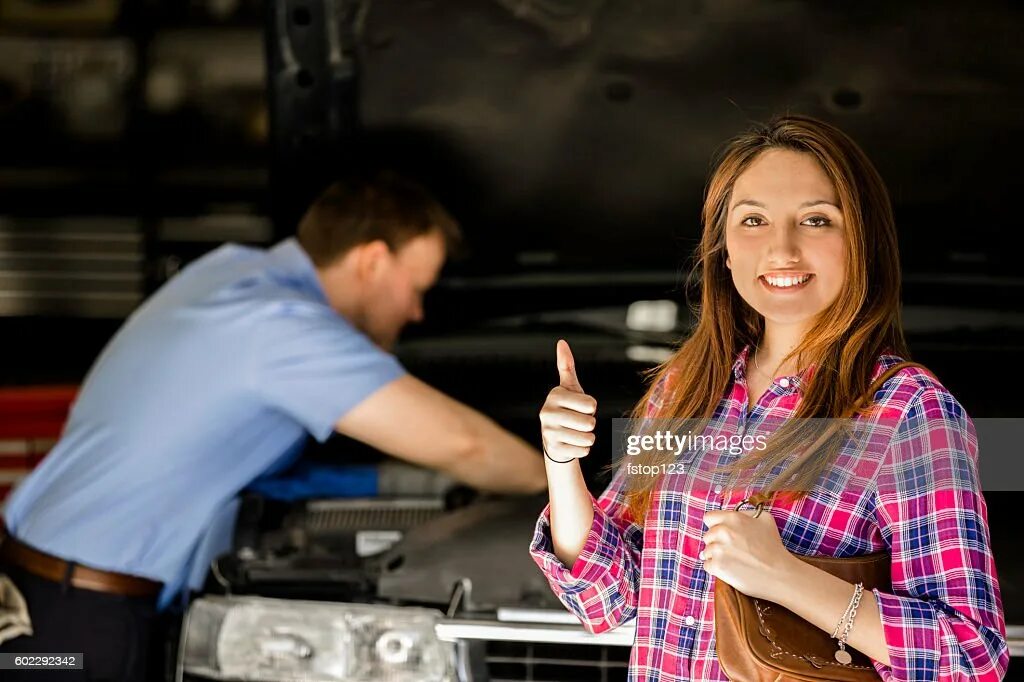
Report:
539,340,599,463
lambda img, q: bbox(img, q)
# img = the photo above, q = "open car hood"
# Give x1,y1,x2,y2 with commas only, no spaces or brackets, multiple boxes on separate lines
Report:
349,0,1023,278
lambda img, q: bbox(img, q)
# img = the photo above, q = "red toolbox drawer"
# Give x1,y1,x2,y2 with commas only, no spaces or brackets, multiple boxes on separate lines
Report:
0,386,77,502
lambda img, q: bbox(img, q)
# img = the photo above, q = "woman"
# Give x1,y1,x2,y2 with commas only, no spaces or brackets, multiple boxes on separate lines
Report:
531,115,1008,681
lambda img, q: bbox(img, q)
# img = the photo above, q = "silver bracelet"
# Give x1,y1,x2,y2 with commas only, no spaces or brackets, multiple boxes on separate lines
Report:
832,582,864,664
830,600,854,639
839,583,864,643
830,582,860,639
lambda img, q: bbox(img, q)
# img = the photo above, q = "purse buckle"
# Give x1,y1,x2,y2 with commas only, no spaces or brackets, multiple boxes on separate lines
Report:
734,496,767,518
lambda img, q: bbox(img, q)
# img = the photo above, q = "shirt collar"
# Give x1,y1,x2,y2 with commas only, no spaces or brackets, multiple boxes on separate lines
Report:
732,342,816,391
265,237,330,306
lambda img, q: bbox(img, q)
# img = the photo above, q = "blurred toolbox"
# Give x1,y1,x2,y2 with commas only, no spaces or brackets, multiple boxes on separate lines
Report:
0,386,77,502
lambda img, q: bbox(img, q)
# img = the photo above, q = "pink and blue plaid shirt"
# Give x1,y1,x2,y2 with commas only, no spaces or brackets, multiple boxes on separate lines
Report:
530,344,1008,681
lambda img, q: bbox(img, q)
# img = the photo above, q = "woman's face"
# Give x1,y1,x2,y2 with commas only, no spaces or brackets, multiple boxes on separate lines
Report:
724,149,847,330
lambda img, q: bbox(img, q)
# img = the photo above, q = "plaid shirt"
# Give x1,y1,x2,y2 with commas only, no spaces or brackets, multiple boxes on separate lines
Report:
530,344,1008,681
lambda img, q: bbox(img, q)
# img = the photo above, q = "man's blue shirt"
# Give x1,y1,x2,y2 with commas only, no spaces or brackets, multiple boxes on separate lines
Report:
3,238,405,608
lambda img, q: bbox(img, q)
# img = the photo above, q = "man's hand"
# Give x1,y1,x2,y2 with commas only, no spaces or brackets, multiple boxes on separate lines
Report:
539,340,599,463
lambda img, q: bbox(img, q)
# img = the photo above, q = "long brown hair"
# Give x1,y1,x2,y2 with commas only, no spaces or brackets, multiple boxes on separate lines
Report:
623,115,909,524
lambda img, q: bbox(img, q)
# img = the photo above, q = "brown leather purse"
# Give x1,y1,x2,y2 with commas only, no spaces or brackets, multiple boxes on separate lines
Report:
713,360,928,681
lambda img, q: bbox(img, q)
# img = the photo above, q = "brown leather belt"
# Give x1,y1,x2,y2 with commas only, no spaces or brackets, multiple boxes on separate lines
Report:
0,522,162,599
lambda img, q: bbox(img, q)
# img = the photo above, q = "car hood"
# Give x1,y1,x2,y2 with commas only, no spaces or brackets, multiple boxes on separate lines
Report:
375,494,560,612
355,0,1023,280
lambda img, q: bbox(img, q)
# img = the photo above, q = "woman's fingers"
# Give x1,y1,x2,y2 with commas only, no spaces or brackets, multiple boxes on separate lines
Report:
543,406,596,432
547,386,597,415
543,425,596,448
542,436,592,461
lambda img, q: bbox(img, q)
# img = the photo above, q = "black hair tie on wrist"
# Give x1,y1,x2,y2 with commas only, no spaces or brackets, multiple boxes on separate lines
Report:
543,448,574,464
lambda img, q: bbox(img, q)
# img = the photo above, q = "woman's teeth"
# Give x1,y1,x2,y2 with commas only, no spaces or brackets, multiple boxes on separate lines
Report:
762,274,812,288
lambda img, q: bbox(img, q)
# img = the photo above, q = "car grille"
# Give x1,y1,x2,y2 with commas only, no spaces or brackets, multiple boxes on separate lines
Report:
304,498,446,534
484,640,629,682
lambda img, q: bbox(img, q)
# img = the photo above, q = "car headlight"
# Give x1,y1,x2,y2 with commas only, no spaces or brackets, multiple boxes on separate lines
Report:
180,595,455,681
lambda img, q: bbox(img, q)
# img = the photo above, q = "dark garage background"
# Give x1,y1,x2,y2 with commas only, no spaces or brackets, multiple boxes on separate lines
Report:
0,1,1022,679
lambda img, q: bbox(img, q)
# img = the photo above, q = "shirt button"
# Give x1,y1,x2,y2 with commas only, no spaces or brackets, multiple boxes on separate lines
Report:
685,615,696,626
714,484,723,494
778,378,790,388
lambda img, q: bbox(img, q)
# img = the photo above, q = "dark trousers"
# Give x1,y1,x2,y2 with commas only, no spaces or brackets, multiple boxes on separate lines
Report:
0,562,160,681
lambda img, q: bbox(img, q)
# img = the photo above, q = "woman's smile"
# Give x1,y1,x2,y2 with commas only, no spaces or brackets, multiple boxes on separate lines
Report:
759,272,814,292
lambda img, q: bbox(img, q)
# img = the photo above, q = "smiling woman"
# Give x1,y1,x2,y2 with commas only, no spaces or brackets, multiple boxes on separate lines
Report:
725,149,848,378
531,115,1008,682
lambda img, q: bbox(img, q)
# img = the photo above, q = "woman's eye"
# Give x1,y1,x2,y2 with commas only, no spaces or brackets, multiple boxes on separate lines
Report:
741,216,765,227
802,216,831,227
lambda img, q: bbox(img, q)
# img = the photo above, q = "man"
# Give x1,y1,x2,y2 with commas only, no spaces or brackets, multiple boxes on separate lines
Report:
0,172,546,680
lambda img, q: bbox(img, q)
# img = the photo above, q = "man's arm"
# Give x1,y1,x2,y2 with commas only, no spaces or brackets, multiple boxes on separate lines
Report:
335,374,546,494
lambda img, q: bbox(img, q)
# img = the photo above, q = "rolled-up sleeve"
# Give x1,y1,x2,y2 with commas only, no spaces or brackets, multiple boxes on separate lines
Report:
870,387,1009,681
529,465,644,634
527,372,676,634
